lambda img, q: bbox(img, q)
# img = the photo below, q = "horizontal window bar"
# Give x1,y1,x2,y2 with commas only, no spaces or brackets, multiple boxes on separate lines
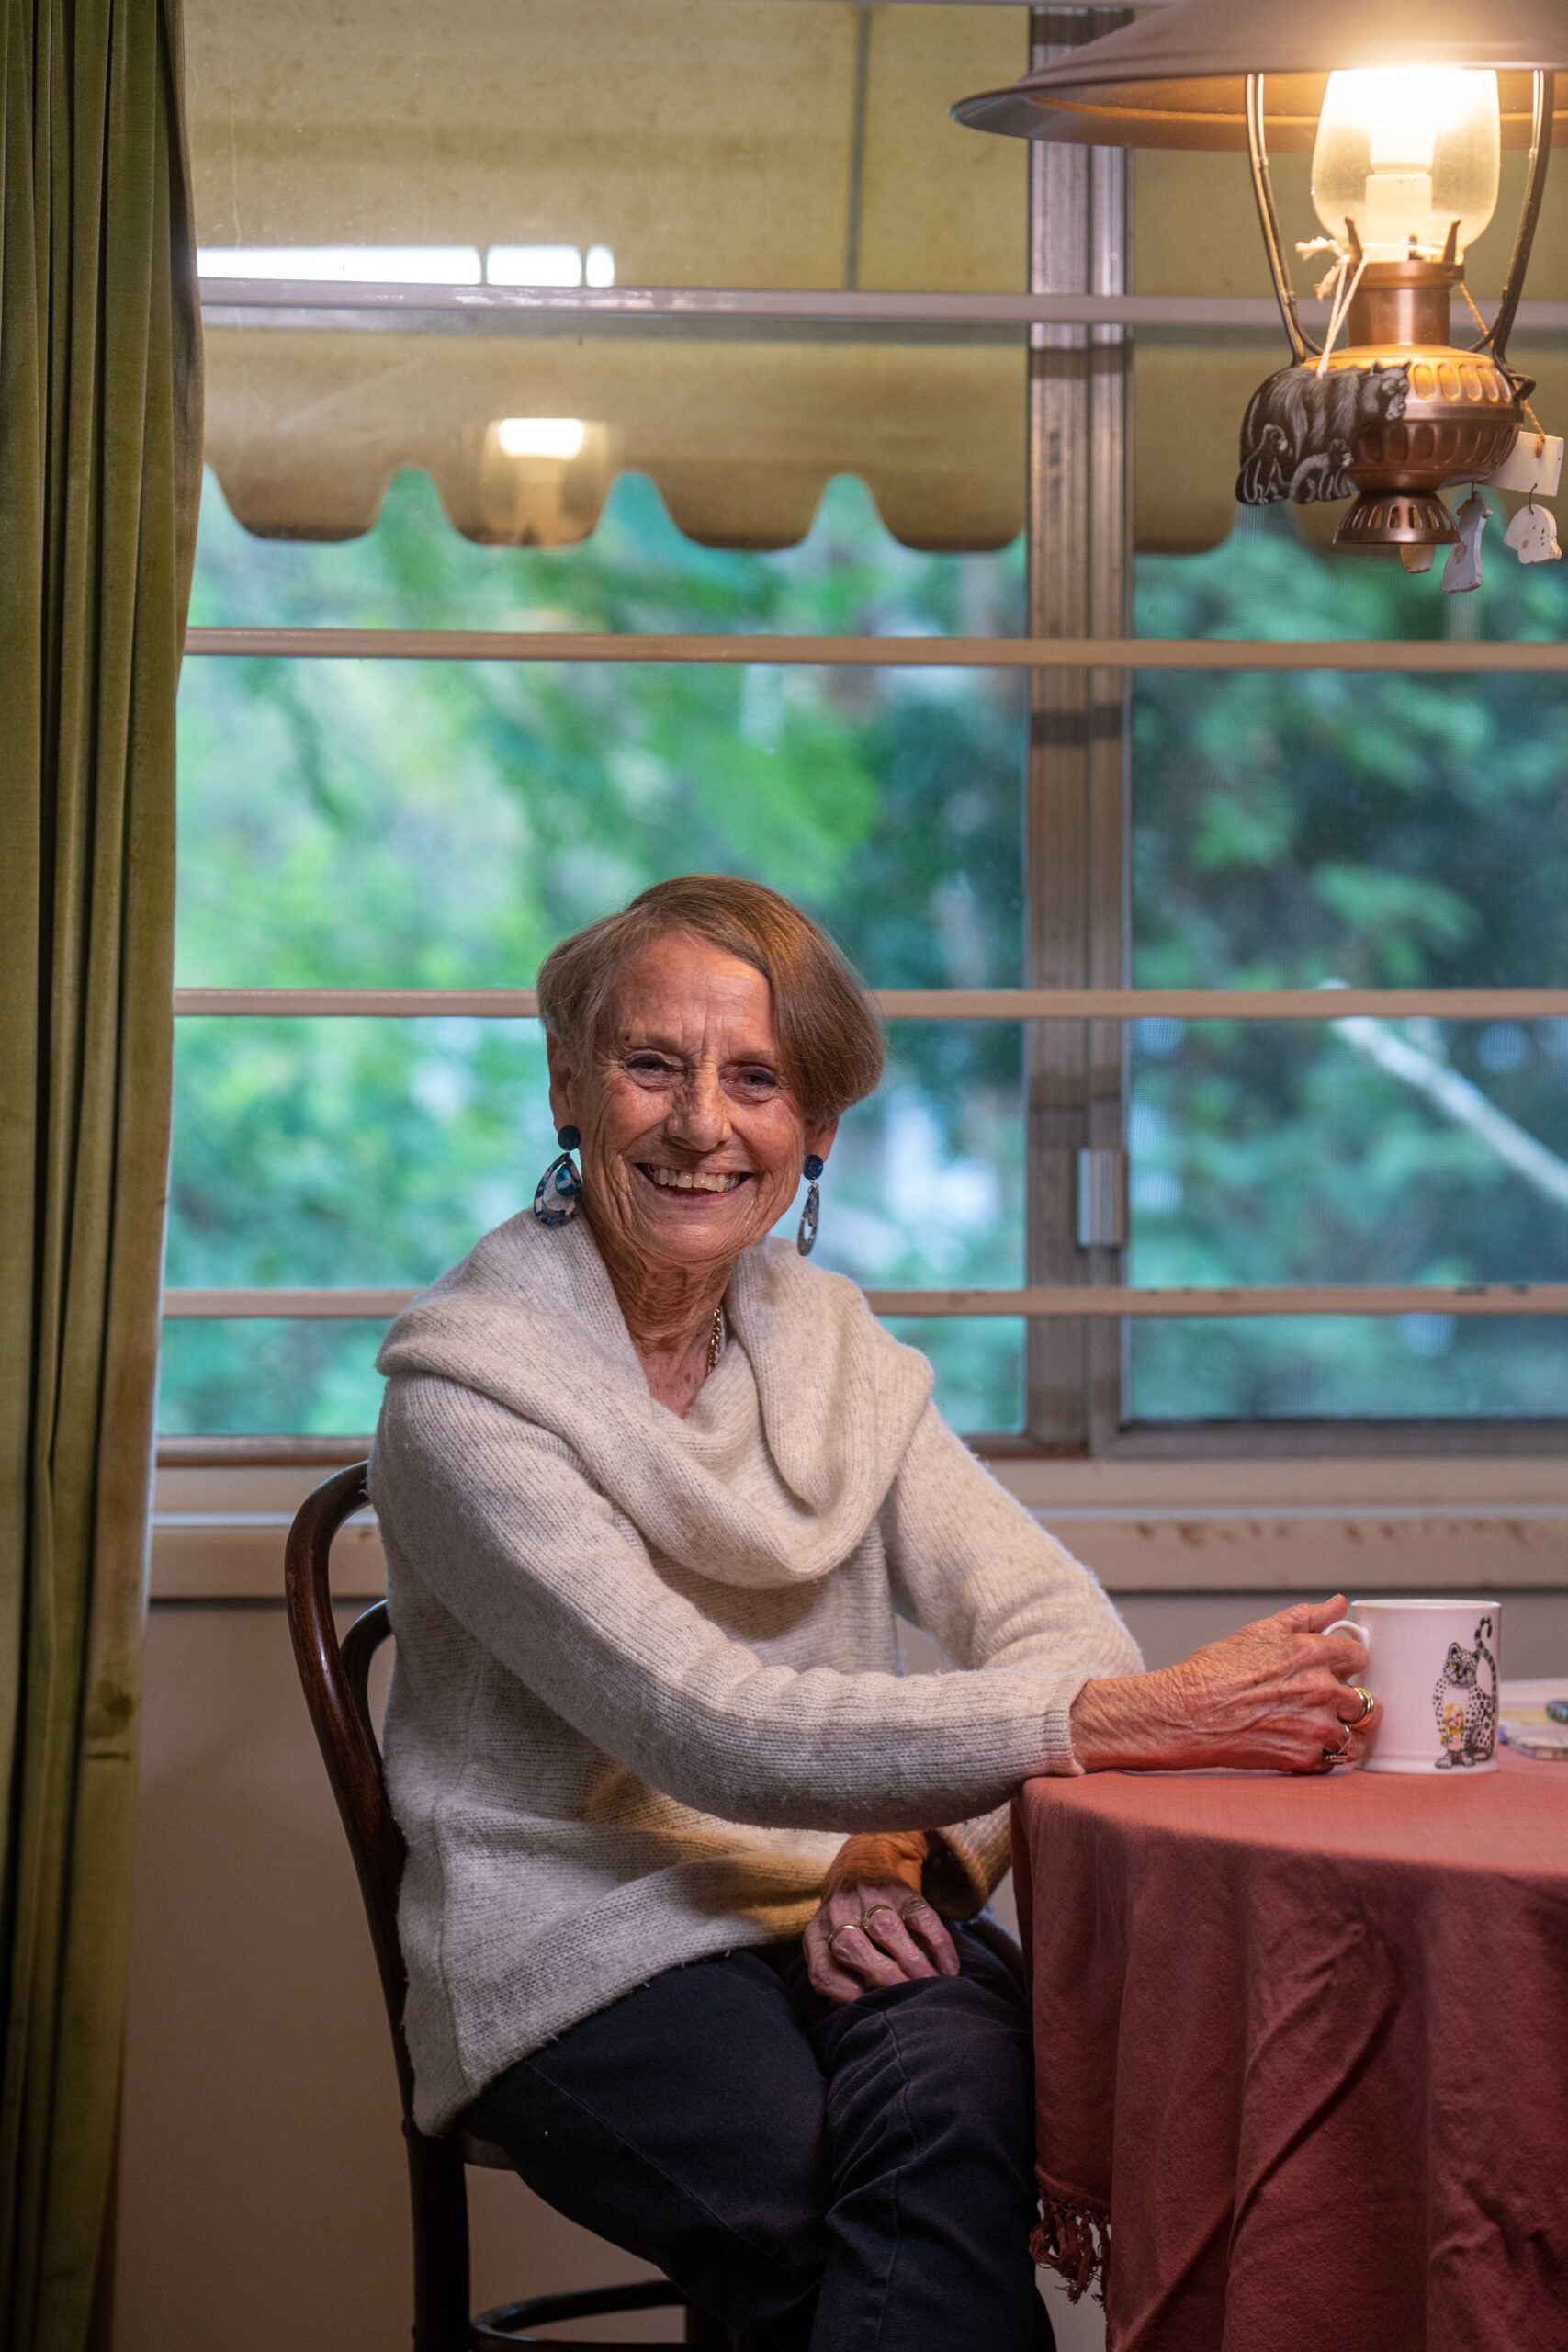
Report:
183,628,1568,673
197,307,1032,350
194,280,1568,337
147,1426,1568,1469
170,988,1568,1022
149,1498,1568,1528
162,1286,1568,1321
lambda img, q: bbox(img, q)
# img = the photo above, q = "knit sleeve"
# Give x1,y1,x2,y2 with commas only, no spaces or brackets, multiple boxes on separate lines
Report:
884,1399,1145,1775
372,1372,1099,1833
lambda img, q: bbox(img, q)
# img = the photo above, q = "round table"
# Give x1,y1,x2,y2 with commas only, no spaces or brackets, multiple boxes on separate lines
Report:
1012,1752,1568,2352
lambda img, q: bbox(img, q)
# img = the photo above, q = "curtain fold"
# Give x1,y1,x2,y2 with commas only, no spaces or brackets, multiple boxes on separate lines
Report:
0,1,202,2345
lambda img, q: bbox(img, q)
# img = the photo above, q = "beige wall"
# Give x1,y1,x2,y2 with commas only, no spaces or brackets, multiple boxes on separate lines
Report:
115,1599,684,2351
114,1485,1568,2352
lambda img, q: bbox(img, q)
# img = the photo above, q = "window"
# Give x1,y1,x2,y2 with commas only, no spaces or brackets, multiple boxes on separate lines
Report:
164,0,1568,1457
169,473,1032,1435
1132,526,1568,1424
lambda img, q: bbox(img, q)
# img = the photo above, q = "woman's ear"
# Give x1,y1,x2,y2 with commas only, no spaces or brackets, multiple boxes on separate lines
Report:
545,1032,580,1133
805,1114,840,1165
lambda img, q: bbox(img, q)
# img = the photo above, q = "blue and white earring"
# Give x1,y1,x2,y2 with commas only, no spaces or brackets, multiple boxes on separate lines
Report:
796,1155,824,1257
533,1125,583,1226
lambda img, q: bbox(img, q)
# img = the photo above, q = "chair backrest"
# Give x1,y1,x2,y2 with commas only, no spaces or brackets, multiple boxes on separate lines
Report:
283,1460,418,2119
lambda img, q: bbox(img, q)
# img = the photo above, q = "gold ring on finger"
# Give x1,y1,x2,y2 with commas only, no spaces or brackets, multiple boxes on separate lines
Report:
826,1920,866,1953
1345,1684,1376,1726
897,1896,928,1917
863,1905,900,1933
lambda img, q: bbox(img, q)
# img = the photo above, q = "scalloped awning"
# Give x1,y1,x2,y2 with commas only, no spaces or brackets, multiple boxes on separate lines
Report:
187,0,1568,558
197,327,1032,552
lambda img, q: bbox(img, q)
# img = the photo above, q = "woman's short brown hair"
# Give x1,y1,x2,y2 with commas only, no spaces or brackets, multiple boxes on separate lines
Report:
536,876,885,1127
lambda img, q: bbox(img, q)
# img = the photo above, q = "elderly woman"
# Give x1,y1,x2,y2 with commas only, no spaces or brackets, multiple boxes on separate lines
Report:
371,875,1374,2352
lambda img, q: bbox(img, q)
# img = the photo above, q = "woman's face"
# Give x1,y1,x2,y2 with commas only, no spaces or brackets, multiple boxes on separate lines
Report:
547,930,838,1283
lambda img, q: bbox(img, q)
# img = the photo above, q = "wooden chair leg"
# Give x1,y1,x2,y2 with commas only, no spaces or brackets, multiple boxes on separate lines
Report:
407,2128,472,2352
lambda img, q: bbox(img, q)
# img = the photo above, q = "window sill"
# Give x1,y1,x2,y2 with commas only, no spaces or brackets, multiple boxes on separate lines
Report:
151,1447,1568,1602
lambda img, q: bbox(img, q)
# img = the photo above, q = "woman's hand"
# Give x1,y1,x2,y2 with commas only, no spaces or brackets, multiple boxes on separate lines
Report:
1070,1594,1376,1775
803,1831,960,2004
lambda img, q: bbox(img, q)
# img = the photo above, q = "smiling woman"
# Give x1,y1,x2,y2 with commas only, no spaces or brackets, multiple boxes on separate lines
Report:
369,873,1128,2350
372,871,1131,2346
366,868,1381,2352
534,874,885,1416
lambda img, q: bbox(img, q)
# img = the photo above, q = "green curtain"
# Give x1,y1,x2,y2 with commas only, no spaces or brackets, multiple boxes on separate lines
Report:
0,0,201,2344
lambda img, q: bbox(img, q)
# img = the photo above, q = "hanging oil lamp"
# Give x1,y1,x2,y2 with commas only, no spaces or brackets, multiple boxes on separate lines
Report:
953,0,1568,565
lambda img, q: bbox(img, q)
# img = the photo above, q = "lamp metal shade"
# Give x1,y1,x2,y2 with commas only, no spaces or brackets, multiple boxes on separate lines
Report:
953,0,1568,152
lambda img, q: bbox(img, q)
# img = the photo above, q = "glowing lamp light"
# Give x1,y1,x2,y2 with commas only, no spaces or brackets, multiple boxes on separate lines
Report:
953,0,1568,563
495,417,588,460
1313,68,1502,262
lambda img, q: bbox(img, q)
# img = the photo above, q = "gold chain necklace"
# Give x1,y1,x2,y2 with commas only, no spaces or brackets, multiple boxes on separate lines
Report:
705,1306,725,1375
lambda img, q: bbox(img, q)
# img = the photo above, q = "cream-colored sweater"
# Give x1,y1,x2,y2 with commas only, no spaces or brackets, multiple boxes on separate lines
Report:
371,1210,1141,2133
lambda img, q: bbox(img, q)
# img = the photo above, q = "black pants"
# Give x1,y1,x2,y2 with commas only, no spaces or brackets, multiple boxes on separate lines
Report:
468,1924,1051,2352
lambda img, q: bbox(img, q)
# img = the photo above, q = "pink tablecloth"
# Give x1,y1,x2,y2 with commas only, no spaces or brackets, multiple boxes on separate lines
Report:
1013,1753,1568,2352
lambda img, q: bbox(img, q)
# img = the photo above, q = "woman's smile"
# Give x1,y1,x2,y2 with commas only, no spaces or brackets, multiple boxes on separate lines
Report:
635,1162,754,1199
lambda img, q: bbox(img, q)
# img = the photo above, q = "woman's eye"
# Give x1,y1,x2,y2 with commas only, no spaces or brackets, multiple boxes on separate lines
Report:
626,1056,673,1077
736,1068,778,1091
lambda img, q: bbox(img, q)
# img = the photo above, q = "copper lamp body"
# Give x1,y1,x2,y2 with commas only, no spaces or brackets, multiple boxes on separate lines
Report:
1324,256,1522,551
953,0,1568,560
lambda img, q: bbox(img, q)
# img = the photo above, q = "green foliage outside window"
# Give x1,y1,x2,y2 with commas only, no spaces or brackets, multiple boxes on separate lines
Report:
1132,515,1568,1416
164,472,1568,1435
167,471,1028,1433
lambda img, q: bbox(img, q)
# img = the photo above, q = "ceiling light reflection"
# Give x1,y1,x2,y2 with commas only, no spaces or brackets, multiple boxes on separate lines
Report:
495,417,588,459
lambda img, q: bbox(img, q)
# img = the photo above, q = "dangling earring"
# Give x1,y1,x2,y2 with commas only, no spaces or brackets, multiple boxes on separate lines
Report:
533,1125,583,1226
796,1154,824,1258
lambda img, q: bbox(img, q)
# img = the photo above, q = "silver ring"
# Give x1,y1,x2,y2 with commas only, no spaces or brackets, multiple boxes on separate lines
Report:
1322,1730,1355,1766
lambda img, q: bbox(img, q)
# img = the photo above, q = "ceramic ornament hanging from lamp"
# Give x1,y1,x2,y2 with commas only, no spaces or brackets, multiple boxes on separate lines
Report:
952,0,1568,568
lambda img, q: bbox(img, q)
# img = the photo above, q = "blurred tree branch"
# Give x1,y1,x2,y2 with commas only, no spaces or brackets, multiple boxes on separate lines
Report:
1334,1017,1568,1214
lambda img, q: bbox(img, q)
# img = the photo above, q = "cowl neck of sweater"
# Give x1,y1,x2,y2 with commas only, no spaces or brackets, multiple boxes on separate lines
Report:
376,1210,933,1590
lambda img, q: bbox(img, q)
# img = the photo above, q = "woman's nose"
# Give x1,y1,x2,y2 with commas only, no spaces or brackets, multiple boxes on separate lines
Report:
666,1069,730,1149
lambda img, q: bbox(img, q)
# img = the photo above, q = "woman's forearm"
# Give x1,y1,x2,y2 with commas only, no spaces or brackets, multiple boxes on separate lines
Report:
1070,1671,1191,1770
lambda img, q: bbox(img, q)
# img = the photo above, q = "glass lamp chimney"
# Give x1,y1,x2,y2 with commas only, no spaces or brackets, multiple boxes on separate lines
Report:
1311,68,1503,261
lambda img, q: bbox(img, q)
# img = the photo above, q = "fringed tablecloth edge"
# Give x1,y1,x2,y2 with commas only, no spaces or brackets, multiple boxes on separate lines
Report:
1032,2177,1111,2306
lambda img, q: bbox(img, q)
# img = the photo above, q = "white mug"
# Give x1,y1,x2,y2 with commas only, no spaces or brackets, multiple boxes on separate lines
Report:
1325,1600,1502,1775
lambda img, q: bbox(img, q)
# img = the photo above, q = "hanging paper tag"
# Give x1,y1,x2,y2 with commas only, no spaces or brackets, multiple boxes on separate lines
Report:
1442,492,1492,594
1486,431,1565,497
1504,502,1564,566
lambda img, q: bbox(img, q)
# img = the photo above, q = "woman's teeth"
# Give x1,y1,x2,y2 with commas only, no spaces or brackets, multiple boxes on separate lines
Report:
643,1166,746,1194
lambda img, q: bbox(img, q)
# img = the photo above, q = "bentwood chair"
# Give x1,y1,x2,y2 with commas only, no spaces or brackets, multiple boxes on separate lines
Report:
285,1461,752,2350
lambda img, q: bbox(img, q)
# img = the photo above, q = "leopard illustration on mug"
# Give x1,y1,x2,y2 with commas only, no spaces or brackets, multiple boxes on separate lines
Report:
1433,1613,1498,1770
1323,1600,1503,1773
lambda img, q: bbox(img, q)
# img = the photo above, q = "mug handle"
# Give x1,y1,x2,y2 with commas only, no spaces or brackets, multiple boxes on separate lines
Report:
1323,1617,1369,1652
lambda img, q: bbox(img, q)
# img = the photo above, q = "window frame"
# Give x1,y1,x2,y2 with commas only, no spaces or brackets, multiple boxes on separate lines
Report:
164,0,1568,1464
